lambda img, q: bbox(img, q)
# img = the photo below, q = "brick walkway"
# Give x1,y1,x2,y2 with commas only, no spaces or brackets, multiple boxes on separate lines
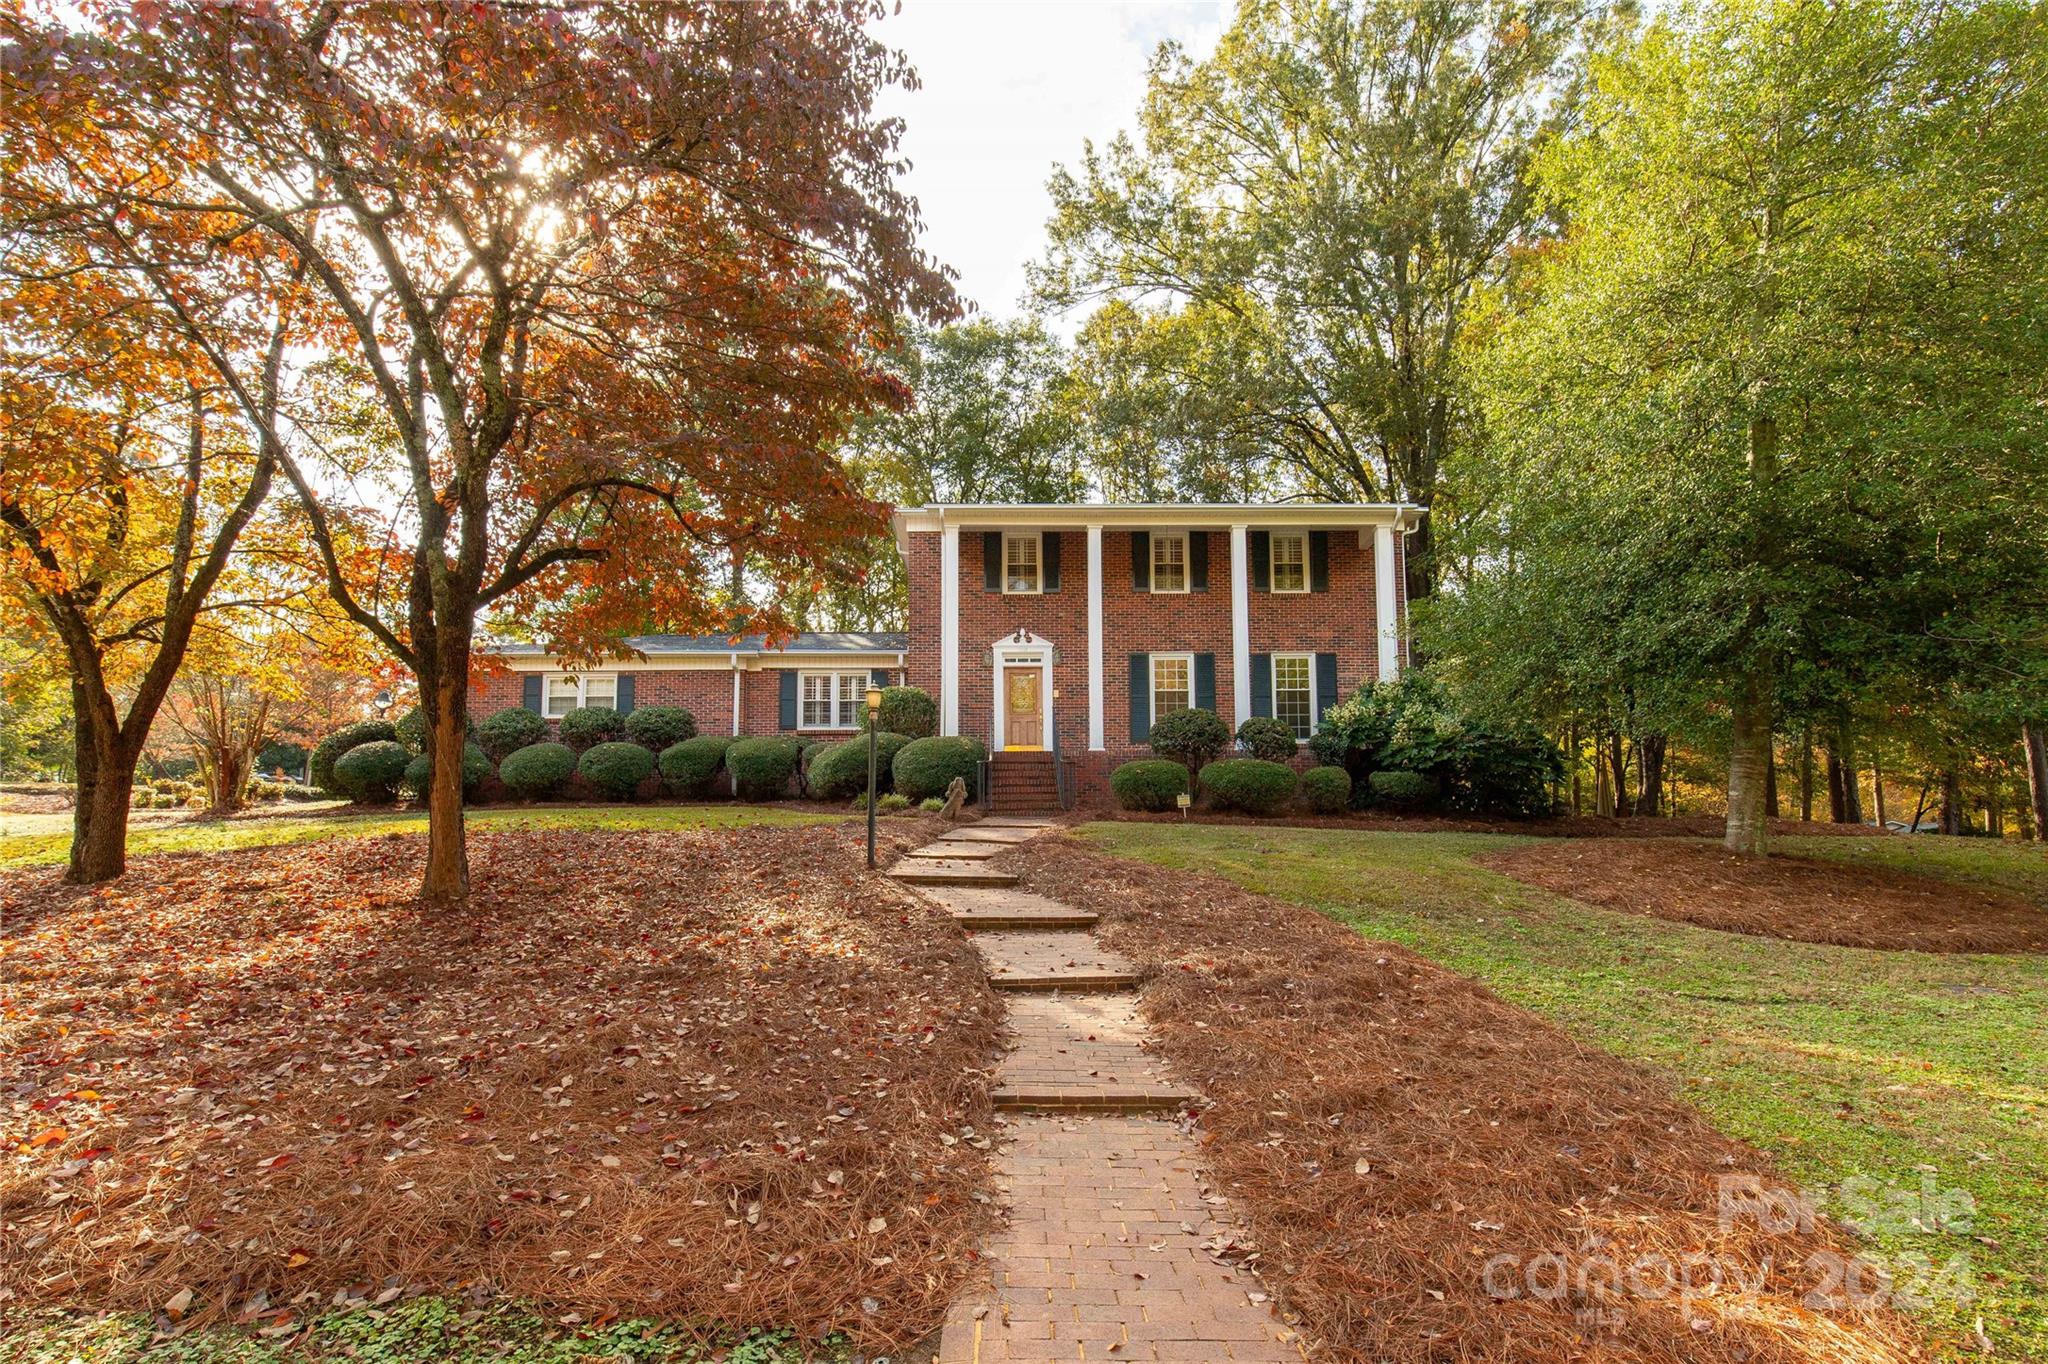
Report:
891,825,1304,1363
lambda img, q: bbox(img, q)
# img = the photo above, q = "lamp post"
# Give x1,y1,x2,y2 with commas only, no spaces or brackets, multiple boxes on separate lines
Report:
865,683,883,868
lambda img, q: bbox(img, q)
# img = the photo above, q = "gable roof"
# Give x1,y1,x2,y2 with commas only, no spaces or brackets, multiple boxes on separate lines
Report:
481,632,906,659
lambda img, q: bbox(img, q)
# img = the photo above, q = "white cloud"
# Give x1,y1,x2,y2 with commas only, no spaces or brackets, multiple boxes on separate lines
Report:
872,0,1227,320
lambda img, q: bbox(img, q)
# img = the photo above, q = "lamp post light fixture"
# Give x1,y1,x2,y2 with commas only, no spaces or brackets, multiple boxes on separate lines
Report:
865,683,883,868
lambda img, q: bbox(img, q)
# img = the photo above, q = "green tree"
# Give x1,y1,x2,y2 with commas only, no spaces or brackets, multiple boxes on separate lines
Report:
1036,0,1596,600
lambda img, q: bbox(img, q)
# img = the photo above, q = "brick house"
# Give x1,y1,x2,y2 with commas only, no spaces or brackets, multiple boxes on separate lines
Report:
473,501,1417,806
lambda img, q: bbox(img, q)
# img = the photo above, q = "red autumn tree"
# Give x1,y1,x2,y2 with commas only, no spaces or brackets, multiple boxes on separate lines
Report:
7,1,954,899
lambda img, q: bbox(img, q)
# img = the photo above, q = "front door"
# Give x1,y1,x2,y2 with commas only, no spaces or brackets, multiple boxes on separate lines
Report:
1004,666,1043,749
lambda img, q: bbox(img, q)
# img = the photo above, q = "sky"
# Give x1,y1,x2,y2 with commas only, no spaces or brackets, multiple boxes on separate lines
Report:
871,1,1227,322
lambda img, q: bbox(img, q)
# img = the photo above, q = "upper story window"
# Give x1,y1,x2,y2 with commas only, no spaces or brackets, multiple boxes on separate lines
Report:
1150,532,1188,593
1272,654,1313,739
801,671,871,728
1270,533,1309,593
544,672,616,719
1151,653,1193,723
1004,533,1041,594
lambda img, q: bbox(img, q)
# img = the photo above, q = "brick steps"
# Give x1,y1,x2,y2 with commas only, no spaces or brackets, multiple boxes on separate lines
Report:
889,862,1019,886
902,841,1005,861
989,752,1061,814
988,971,1140,991
950,910,1098,930
990,1083,1196,1114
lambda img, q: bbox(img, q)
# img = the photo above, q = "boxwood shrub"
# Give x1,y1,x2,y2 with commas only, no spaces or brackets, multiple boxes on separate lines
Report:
333,740,410,803
1149,707,1230,777
1197,758,1298,816
1299,765,1352,814
311,719,398,796
1235,716,1297,763
499,742,577,799
1366,769,1440,810
726,736,803,800
864,685,937,739
578,741,657,799
659,735,731,797
623,705,696,750
393,705,476,754
401,743,492,798
1110,759,1190,812
557,705,626,751
477,705,550,760
892,736,986,801
807,732,912,801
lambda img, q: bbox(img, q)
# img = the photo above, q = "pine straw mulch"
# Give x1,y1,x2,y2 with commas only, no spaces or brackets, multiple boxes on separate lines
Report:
0,819,1002,1350
1002,836,1928,1364
1102,809,1872,839
1477,838,2048,953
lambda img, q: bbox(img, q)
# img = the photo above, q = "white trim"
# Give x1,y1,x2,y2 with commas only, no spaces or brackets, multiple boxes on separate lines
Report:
1148,651,1196,730
1001,531,1043,595
495,651,899,672
1269,531,1310,593
1229,525,1250,728
1269,652,1316,742
540,671,617,719
730,656,741,737
891,501,1422,549
1374,524,1400,681
1086,524,1104,751
1148,530,1190,594
941,524,960,736
991,633,1055,751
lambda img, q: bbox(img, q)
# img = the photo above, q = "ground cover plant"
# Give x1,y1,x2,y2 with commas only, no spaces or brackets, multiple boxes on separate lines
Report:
1070,823,2048,1360
0,821,1001,1352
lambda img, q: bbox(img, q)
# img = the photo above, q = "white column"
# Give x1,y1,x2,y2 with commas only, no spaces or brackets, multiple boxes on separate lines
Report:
940,523,961,736
1229,524,1251,727
1086,524,1104,750
1374,523,1400,681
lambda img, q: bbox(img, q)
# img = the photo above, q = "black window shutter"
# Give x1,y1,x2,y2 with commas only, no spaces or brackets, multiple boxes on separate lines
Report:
982,532,1003,591
1128,654,1151,743
1042,532,1061,591
522,674,543,713
1249,531,1270,592
1130,531,1150,591
1250,654,1272,718
1315,653,1340,721
1184,530,1206,592
1194,653,1217,713
1310,531,1331,592
778,671,798,729
615,674,635,715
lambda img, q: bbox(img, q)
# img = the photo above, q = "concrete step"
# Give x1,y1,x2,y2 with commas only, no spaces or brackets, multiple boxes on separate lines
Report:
903,841,1005,860
889,861,1020,887
976,816,1058,829
934,826,1042,845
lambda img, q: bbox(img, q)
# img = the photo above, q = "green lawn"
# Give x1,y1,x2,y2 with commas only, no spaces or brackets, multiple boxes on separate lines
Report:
1077,823,2048,1361
0,804,841,872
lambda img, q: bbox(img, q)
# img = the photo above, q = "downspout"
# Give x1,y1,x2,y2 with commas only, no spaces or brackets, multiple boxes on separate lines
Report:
730,652,741,737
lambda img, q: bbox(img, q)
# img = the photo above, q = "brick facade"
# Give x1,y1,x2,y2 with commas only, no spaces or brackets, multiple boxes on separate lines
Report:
467,664,903,741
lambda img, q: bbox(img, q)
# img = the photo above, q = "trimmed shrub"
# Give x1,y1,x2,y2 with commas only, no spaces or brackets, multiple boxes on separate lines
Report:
578,741,657,799
333,740,410,803
499,742,577,799
726,736,803,800
1149,708,1231,779
279,782,325,802
863,686,937,739
892,736,986,802
879,793,912,813
659,736,731,797
478,706,549,760
401,743,492,798
1299,765,1352,815
394,705,479,754
1235,716,1297,763
919,797,945,813
624,705,696,750
1110,759,1190,813
799,741,830,790
311,719,397,796
557,705,626,751
808,732,913,801
1197,758,1297,816
1367,769,1440,810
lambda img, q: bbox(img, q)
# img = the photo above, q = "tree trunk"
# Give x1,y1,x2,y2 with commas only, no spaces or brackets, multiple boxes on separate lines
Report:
1938,768,1964,836
1797,727,1814,823
1724,669,1772,855
1594,725,1612,817
1765,750,1780,817
1607,732,1629,817
67,682,139,884
1986,773,2003,839
1568,715,1581,815
1634,733,1666,817
2024,721,2048,843
1871,753,1887,828
419,655,473,903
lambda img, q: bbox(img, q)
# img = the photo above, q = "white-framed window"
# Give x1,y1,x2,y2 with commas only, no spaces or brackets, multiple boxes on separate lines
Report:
543,672,617,719
1150,532,1188,593
1150,652,1194,726
1272,654,1314,740
1270,532,1309,593
800,671,872,729
1004,532,1041,594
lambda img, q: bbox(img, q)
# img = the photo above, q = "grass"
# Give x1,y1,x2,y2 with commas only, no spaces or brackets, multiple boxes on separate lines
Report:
0,1302,846,1364
0,803,840,872
1076,822,2048,1362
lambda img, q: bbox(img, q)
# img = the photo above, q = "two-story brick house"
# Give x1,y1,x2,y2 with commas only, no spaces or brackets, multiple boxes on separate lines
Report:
472,501,1417,806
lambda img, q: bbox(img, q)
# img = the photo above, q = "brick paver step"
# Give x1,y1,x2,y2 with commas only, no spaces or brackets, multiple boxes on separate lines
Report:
974,930,1140,990
903,840,1006,860
936,826,1043,844
913,885,1099,929
952,909,1099,930
990,995,1197,1113
976,815,1059,828
935,1116,1301,1362
889,861,1021,886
